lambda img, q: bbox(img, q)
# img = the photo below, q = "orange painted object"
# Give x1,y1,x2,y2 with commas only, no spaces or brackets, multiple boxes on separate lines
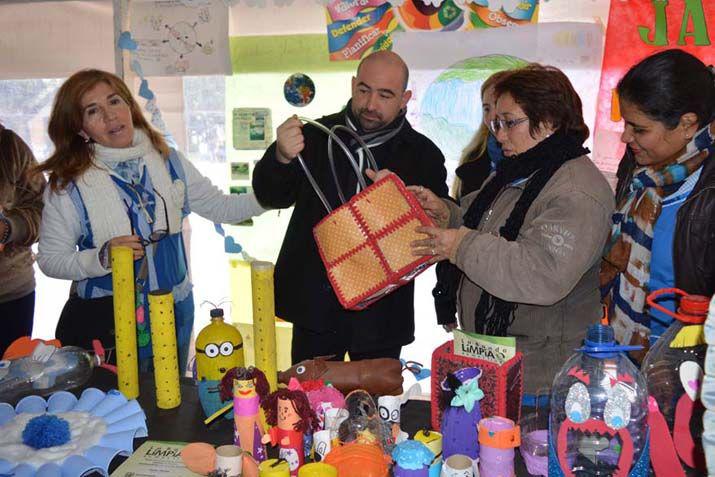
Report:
323,443,391,477
180,442,216,475
478,418,521,449
647,288,709,324
2,336,61,360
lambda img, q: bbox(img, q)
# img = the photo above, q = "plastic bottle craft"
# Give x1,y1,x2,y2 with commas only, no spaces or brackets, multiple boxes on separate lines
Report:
478,416,520,477
195,306,245,419
702,294,715,476
0,343,102,404
440,367,484,462
642,289,708,476
261,379,317,476
549,324,650,477
337,389,392,452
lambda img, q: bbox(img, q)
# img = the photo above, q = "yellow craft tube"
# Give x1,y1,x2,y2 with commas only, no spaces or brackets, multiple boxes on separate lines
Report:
252,261,278,392
259,459,290,477
298,463,338,477
111,245,139,399
148,290,181,409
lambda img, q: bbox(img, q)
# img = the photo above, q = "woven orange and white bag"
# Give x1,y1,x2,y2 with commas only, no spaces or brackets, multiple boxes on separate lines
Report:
297,118,435,310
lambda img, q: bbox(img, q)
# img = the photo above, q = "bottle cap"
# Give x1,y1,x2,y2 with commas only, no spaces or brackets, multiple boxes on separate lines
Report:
210,308,224,318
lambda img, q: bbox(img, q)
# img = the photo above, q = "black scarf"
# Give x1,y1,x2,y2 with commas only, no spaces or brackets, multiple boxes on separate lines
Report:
343,100,406,155
458,131,588,336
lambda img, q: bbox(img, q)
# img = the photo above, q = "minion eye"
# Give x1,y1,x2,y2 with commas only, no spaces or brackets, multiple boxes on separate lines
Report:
391,409,400,421
565,382,591,423
0,360,10,369
296,365,306,375
219,342,234,356
378,406,389,420
205,344,219,358
604,383,632,430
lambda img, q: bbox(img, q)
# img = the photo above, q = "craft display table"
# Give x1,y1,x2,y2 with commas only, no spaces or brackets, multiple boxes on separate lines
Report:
76,368,534,476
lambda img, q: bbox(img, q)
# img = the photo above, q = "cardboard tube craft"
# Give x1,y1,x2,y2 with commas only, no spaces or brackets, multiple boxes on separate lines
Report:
261,379,317,477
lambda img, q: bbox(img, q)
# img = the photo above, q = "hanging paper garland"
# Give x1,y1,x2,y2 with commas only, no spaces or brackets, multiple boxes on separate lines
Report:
117,31,176,148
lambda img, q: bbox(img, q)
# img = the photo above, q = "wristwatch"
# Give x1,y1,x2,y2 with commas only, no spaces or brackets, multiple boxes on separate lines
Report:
0,210,12,249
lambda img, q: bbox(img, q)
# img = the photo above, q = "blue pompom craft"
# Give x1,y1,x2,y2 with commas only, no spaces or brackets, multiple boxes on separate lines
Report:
22,414,71,449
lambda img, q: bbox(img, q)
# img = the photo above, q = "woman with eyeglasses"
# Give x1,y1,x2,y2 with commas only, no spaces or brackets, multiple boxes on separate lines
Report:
408,66,614,393
433,69,512,332
36,69,266,372
600,50,715,357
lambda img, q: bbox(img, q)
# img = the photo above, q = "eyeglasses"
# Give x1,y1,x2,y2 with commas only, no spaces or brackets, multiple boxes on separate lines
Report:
124,187,170,246
490,117,529,134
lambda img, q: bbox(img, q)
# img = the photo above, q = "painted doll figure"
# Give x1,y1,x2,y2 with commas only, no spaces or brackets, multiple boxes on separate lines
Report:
219,366,270,462
261,380,317,477
440,368,484,462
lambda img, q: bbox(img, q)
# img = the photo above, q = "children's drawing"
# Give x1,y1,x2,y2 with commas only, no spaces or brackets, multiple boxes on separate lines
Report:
130,0,230,76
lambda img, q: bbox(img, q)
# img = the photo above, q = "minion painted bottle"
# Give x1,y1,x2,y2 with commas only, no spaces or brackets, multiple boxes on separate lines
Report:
196,307,244,418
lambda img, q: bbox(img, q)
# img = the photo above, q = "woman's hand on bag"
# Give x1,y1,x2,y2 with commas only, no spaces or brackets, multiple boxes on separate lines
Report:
276,115,304,164
365,168,394,183
412,226,462,263
442,322,459,333
108,235,144,260
407,186,450,228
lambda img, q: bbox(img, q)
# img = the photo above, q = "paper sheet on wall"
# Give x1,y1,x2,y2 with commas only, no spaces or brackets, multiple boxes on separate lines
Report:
392,22,605,185
130,0,231,76
233,108,272,150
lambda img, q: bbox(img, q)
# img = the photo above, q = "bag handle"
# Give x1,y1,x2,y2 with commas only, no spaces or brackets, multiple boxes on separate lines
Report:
295,117,379,214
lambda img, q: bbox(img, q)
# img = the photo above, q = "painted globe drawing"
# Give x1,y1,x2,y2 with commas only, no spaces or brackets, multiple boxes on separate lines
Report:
284,73,316,107
417,54,527,174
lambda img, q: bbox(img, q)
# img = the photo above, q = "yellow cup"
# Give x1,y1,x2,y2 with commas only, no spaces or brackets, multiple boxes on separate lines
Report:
258,458,290,477
298,463,338,477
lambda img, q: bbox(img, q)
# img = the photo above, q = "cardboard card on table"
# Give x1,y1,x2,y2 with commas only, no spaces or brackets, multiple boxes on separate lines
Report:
111,440,201,477
453,329,516,365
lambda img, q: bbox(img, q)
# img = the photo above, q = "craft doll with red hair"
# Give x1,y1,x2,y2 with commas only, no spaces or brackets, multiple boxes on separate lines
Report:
261,379,317,476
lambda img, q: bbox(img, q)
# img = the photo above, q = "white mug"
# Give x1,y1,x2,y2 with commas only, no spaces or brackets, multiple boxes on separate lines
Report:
377,395,402,424
441,454,475,477
215,445,242,477
313,429,332,460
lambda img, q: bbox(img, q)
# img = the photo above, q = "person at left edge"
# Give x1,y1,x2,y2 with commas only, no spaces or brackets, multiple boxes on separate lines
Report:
0,122,45,357
36,69,266,372
252,51,449,364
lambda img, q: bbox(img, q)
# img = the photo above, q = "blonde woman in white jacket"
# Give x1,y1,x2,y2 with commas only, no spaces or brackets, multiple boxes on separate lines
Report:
37,69,265,372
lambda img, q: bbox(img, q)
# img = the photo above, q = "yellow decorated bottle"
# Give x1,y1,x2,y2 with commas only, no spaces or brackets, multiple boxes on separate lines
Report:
195,307,244,418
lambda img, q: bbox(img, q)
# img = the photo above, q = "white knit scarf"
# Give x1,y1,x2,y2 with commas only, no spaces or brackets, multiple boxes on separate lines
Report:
74,129,185,248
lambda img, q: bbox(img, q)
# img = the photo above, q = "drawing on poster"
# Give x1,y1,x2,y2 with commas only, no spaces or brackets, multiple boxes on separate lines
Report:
415,54,527,174
130,0,230,76
393,24,605,183
230,186,253,195
231,162,251,181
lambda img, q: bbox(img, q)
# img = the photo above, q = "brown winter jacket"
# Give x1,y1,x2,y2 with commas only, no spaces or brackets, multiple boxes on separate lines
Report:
0,126,45,303
446,155,615,393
